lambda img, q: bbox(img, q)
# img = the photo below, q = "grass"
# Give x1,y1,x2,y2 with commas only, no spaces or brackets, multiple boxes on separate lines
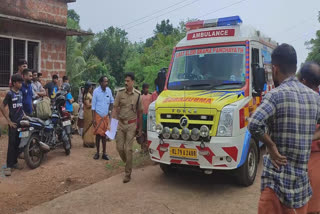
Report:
105,142,151,170
0,126,8,136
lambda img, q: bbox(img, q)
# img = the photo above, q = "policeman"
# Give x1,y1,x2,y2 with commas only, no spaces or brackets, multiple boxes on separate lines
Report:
112,72,143,183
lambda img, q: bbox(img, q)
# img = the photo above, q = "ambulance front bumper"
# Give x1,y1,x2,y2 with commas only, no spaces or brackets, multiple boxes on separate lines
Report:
147,131,246,170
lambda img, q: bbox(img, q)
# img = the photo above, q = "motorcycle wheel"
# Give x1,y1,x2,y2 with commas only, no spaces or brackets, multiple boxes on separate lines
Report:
69,135,72,149
65,148,70,156
64,137,71,156
24,134,44,169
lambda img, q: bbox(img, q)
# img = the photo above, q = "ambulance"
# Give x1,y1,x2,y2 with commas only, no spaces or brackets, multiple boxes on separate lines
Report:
147,16,277,186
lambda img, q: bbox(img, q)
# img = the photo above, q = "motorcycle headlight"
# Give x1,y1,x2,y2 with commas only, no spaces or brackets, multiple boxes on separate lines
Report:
217,107,234,137
20,120,30,127
147,102,156,132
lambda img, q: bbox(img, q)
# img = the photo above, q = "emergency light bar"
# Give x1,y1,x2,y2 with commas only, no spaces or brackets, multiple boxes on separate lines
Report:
186,16,242,31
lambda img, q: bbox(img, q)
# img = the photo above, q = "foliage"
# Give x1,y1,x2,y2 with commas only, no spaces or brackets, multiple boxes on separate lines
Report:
67,9,80,24
145,19,179,48
66,9,189,97
88,27,129,85
305,12,320,64
125,20,185,91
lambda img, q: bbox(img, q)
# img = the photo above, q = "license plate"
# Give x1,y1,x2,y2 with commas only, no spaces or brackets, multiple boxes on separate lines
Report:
19,131,29,138
62,120,71,126
170,147,198,160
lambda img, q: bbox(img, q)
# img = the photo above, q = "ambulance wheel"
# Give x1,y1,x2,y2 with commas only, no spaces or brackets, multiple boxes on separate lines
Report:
236,139,258,187
160,163,176,175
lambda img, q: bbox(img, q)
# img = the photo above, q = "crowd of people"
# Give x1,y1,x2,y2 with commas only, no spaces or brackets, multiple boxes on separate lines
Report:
1,59,164,185
3,44,320,213
1,59,79,176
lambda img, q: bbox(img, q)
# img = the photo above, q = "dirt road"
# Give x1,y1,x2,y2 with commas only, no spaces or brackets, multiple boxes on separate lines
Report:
23,158,263,214
0,135,152,214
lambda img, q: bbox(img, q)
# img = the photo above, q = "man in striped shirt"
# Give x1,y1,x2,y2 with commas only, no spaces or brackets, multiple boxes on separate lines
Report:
249,44,320,214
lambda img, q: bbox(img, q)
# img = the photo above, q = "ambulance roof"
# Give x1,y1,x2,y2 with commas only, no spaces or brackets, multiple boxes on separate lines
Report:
176,16,277,49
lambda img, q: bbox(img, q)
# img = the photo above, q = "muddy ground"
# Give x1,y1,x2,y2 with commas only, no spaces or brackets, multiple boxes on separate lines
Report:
0,134,152,214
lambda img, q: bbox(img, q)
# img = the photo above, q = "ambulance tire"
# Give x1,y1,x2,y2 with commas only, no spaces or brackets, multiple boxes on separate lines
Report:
236,139,258,187
160,163,176,175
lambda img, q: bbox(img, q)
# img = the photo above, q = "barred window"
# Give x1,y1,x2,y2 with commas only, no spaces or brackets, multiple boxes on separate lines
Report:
0,37,40,87
0,38,10,87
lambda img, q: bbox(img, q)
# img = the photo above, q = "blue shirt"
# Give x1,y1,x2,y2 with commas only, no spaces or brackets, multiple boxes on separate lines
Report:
21,82,33,115
249,76,320,208
92,86,114,117
66,92,73,112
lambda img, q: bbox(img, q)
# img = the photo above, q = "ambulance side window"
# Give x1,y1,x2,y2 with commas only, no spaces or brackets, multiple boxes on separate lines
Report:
251,48,263,94
251,48,259,67
251,48,260,86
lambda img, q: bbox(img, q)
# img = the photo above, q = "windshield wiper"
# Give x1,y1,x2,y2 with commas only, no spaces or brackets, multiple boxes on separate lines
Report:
185,83,213,89
211,81,243,89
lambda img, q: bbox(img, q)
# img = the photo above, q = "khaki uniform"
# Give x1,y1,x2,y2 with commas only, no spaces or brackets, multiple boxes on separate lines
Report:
114,88,143,176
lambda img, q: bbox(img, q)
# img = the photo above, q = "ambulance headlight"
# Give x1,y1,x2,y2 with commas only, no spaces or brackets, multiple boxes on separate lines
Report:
172,127,180,140
155,124,163,134
191,128,200,141
162,127,171,139
181,128,190,141
217,107,234,137
200,125,209,137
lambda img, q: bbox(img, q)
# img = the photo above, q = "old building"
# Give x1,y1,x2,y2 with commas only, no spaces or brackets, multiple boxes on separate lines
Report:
0,0,89,94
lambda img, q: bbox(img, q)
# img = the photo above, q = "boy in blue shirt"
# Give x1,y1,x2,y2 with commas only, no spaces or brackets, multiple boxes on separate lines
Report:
0,74,25,176
63,83,74,113
21,69,33,116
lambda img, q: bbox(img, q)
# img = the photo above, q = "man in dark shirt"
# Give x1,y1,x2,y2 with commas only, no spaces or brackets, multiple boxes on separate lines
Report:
0,74,24,176
9,59,28,87
44,75,59,103
21,69,34,116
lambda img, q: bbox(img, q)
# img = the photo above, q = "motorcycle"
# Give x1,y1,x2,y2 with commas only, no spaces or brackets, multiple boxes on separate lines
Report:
18,91,72,169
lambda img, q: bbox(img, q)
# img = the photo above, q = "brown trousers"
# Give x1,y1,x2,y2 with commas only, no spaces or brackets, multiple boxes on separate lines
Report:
116,122,136,176
258,188,308,214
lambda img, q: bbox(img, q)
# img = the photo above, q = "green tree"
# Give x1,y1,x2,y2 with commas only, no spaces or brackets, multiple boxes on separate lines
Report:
145,19,179,48
82,56,116,90
67,9,80,24
125,19,187,90
89,27,129,85
66,10,96,99
306,12,320,64
154,19,176,36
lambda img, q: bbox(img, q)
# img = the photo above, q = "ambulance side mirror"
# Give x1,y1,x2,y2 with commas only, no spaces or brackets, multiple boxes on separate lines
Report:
252,67,266,96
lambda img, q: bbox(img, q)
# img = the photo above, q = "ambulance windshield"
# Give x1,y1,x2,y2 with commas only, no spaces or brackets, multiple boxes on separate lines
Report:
168,46,246,90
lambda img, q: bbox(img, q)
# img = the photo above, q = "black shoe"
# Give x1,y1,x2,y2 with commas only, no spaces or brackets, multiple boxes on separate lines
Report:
102,154,110,160
93,153,99,160
123,175,131,183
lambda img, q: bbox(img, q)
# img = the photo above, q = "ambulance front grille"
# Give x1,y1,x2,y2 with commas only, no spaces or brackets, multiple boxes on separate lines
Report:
160,114,213,121
161,122,213,131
